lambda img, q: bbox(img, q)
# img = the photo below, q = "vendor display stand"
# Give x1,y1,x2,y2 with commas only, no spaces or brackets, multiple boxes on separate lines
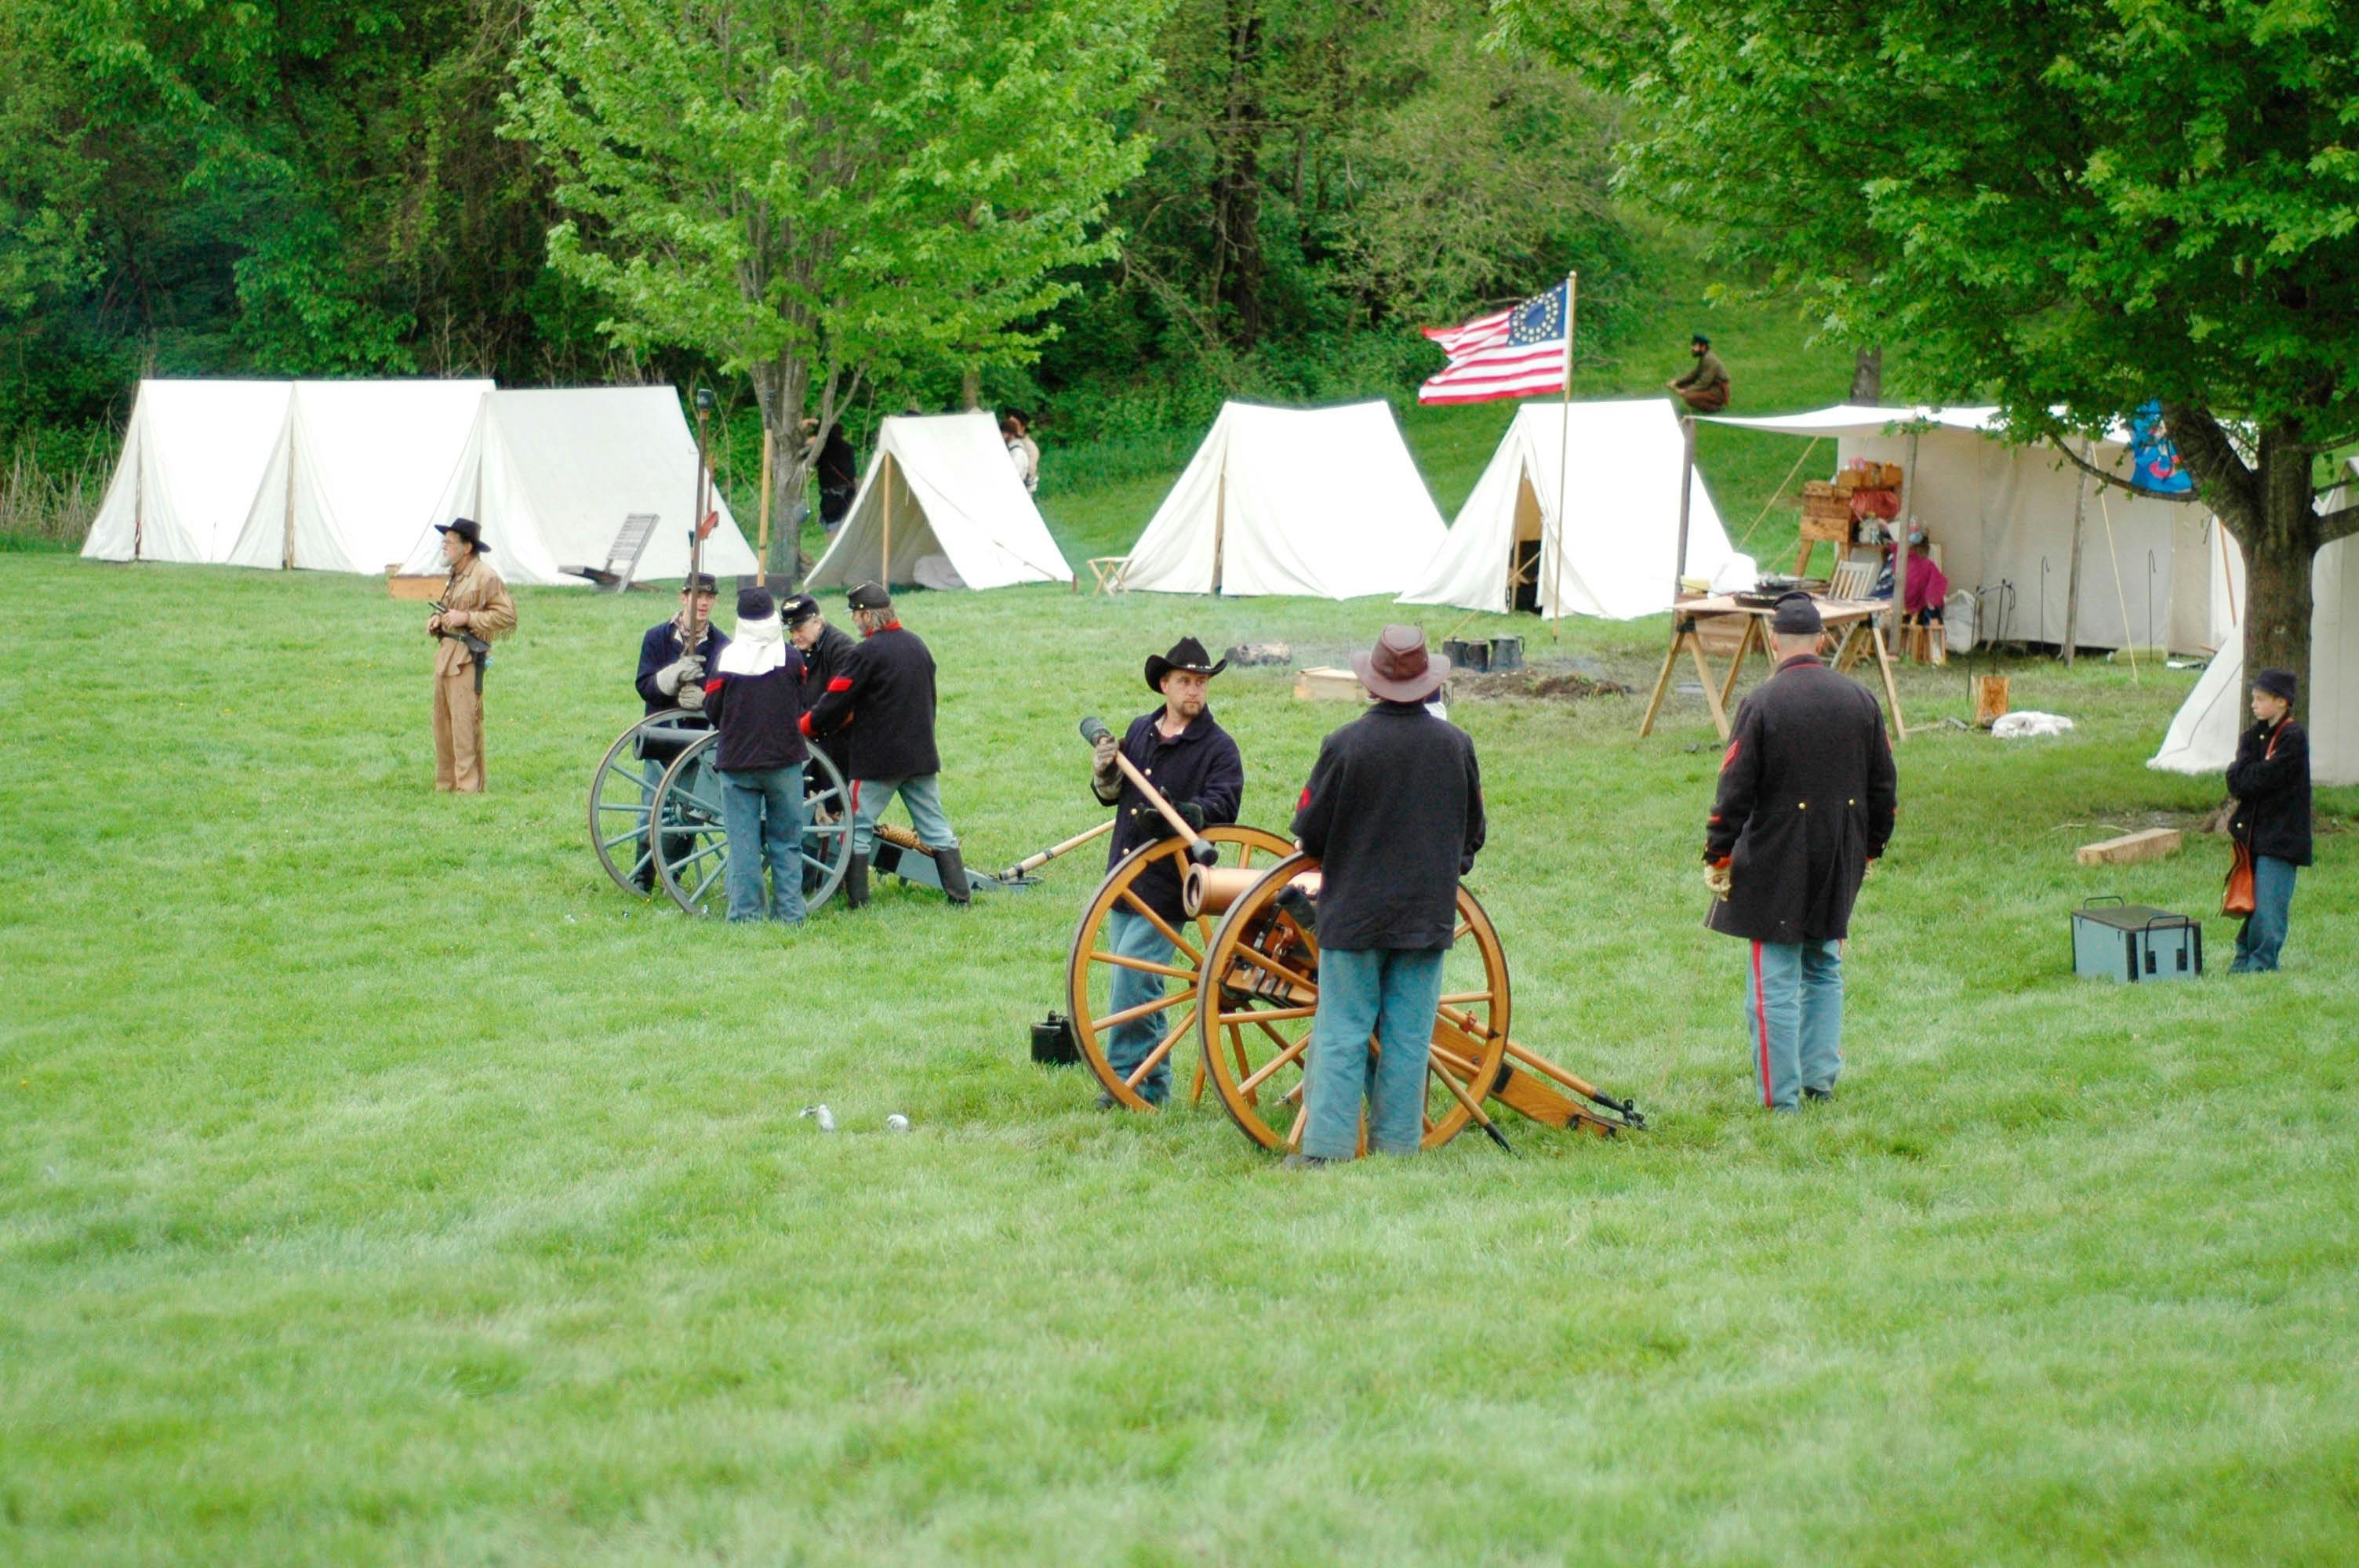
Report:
1638,594,1906,742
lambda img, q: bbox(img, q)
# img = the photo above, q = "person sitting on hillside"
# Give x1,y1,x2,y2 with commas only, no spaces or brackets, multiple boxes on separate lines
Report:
1668,333,1732,413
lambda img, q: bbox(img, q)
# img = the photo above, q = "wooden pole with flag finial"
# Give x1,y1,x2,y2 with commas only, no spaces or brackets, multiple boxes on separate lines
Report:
1550,273,1576,641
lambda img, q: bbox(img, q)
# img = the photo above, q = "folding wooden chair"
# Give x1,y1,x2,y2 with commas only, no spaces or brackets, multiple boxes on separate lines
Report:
563,513,661,591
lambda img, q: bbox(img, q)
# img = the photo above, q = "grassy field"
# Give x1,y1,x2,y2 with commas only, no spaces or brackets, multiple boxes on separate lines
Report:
7,370,2359,1565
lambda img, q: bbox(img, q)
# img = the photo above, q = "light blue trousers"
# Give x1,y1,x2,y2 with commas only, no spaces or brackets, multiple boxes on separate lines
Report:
1102,909,1176,1105
851,773,958,857
719,763,808,924
1744,938,1843,1112
1302,947,1447,1160
2231,855,2299,972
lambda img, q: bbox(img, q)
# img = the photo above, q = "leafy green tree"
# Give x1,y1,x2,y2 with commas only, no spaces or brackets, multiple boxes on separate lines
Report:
507,0,1161,556
1501,0,2359,691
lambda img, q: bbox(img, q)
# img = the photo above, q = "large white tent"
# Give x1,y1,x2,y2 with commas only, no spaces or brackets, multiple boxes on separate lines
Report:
1706,405,2236,654
1399,398,1751,619
1119,400,1445,599
225,379,493,574
2150,524,2359,787
805,411,1072,591
398,387,758,588
82,380,295,564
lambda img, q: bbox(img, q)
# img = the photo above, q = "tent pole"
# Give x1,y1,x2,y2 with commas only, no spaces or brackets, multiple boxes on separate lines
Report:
881,450,894,587
754,427,773,587
1889,430,1918,648
282,405,299,569
2062,438,2090,665
1674,414,1696,610
1212,468,1227,595
1550,272,1576,641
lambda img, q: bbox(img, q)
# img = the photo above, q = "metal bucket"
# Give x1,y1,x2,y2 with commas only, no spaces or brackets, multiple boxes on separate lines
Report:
1488,636,1523,671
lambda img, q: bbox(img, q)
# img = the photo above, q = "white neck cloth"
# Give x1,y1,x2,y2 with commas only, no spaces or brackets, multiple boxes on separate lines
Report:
718,612,788,677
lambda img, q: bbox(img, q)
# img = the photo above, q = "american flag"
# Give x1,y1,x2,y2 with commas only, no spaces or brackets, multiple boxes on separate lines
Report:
1417,281,1572,405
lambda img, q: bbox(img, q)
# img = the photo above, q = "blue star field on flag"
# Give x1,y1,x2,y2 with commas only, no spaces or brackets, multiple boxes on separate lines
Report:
1507,283,1569,348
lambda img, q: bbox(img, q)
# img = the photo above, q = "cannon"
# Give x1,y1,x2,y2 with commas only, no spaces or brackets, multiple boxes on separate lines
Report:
587,709,855,913
1063,720,1644,1147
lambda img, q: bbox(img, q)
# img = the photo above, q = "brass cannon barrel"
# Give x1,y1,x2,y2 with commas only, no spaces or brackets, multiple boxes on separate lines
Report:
1184,865,1321,920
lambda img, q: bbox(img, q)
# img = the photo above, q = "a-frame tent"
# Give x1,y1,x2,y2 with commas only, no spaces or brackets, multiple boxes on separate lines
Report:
805,411,1072,591
398,387,759,588
1705,405,2237,655
225,379,493,574
1398,399,1750,619
1118,400,1445,599
2150,509,2359,786
82,380,296,564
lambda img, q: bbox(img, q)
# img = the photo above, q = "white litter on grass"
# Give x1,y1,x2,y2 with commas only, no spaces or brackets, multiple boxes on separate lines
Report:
798,1104,836,1132
885,1114,911,1133
1991,711,2076,740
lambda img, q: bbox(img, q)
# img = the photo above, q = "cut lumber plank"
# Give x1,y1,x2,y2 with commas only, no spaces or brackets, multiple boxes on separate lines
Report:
2075,827,2183,868
1292,666,1365,702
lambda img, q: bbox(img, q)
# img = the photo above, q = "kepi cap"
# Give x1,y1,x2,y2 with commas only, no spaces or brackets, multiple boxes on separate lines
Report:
780,593,821,626
737,586,776,621
846,581,892,612
2253,667,2298,701
1771,591,1823,635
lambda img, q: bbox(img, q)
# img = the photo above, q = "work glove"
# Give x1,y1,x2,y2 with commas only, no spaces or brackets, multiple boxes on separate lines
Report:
1703,862,1732,902
655,655,702,696
1141,801,1205,841
1090,733,1119,777
675,681,707,713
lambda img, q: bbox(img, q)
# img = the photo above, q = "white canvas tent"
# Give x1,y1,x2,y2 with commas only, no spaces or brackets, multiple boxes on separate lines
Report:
83,380,296,564
1706,405,2237,654
1119,400,1445,598
805,411,1072,591
1399,399,1752,619
398,387,758,588
225,379,493,573
2150,518,2359,787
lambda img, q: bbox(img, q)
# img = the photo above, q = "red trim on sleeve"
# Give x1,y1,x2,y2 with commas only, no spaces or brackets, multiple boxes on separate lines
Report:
1297,786,1311,811
703,677,723,695
1721,739,1740,771
827,677,854,693
797,713,813,736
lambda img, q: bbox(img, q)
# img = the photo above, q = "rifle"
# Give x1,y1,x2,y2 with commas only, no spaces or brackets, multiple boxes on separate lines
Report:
428,600,493,695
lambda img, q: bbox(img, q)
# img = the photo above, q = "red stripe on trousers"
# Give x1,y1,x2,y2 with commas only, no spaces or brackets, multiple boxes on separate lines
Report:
1752,940,1774,1108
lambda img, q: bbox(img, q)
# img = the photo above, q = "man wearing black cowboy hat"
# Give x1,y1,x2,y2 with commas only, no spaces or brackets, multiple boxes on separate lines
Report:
1702,591,1896,1111
625,573,729,887
1289,626,1485,1165
1086,636,1246,1107
801,581,968,905
425,517,516,793
2227,666,2311,972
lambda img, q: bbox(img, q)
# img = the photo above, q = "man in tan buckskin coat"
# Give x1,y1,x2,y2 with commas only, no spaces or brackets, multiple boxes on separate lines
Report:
425,517,518,793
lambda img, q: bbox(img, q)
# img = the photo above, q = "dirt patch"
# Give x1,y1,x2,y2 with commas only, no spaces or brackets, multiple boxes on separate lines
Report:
1452,670,1632,703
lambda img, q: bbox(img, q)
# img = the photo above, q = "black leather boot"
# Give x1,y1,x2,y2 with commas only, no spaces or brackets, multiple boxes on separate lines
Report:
844,851,870,909
935,846,972,906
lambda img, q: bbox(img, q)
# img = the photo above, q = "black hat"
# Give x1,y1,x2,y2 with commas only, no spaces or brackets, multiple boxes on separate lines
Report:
1691,332,1711,347
434,517,487,554
738,586,776,621
682,572,720,593
846,581,892,612
2253,667,2298,702
1144,636,1228,693
781,593,821,626
1771,591,1823,635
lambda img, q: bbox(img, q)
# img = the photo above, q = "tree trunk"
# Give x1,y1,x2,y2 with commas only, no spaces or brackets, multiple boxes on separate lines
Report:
1207,4,1265,347
961,365,981,410
751,353,814,586
2168,409,2324,706
1848,345,1882,402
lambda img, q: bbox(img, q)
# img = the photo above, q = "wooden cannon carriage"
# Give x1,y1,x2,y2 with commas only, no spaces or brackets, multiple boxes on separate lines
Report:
1063,720,1643,1151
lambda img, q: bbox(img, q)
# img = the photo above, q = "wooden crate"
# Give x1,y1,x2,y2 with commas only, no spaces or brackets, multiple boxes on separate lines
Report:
387,573,443,601
1799,481,1852,544
1293,666,1366,702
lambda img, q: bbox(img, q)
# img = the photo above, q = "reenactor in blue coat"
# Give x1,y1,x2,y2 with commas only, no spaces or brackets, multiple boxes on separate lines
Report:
626,573,727,889
1703,593,1897,1112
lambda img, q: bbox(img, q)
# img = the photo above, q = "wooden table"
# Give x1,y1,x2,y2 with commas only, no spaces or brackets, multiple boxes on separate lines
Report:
1638,594,1906,742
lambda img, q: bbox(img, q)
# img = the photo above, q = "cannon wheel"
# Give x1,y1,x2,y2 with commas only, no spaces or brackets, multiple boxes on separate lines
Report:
1064,826,1296,1111
589,709,714,895
651,735,854,916
1198,854,1511,1155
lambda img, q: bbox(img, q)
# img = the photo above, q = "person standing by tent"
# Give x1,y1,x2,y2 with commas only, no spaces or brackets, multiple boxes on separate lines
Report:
814,419,859,535
1667,332,1731,413
1087,637,1246,1108
2226,668,2311,973
1002,413,1040,495
628,573,729,888
700,588,810,924
1288,627,1485,1167
425,518,516,793
1702,593,1896,1111
800,581,969,907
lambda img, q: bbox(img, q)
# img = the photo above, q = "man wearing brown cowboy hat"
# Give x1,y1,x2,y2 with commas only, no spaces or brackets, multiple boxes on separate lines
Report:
425,517,516,793
1289,626,1485,1164
1086,637,1246,1107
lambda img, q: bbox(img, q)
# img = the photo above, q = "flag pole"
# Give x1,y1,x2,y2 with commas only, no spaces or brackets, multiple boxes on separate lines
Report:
1550,273,1576,641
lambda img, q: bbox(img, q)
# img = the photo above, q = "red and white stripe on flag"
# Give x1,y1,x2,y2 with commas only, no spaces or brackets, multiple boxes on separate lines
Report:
1417,281,1571,405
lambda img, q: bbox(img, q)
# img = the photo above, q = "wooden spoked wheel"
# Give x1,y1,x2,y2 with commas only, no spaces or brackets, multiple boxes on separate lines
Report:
650,734,854,916
1065,825,1296,1111
1198,854,1512,1154
589,710,714,895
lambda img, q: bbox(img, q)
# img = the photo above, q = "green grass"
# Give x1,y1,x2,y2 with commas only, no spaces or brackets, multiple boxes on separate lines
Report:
6,390,2359,1565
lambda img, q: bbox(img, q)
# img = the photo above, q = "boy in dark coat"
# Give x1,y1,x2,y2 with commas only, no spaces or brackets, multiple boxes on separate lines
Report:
2227,667,2312,973
704,587,810,924
1289,626,1485,1164
800,582,968,906
1086,637,1246,1108
1703,593,1897,1111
